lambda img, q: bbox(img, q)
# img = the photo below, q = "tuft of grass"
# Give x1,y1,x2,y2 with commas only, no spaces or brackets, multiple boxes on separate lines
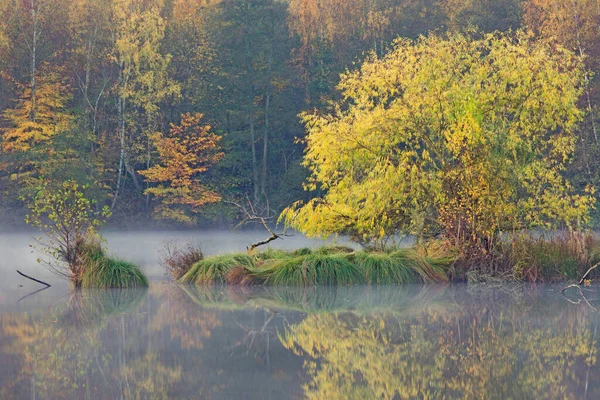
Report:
179,253,255,285
81,257,148,289
252,253,364,286
291,247,313,256
254,248,289,261
75,237,148,289
353,250,449,284
313,245,355,255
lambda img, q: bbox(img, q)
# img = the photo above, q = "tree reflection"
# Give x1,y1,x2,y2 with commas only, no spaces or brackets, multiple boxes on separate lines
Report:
280,291,600,400
1,285,598,399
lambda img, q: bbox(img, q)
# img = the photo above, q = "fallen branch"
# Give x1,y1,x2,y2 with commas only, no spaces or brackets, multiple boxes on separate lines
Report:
248,233,281,252
17,270,51,287
561,261,600,311
227,194,292,253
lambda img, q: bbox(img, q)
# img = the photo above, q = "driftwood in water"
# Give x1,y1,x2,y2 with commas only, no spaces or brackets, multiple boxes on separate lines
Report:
561,261,600,310
17,270,51,287
562,261,600,294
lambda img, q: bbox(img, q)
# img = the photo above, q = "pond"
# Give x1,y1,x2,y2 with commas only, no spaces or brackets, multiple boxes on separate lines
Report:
1,232,599,399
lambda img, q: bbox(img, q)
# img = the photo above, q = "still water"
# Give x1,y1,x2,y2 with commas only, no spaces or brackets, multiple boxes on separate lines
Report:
1,283,599,399
0,232,599,399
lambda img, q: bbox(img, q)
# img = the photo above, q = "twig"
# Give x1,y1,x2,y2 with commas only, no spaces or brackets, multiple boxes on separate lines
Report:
17,270,51,287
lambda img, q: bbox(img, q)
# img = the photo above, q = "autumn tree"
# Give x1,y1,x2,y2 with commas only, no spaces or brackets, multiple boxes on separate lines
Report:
111,0,180,208
282,32,592,254
140,113,223,224
1,71,72,154
523,0,600,216
24,179,111,284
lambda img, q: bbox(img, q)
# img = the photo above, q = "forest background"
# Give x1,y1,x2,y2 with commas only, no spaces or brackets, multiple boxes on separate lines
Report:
0,0,597,231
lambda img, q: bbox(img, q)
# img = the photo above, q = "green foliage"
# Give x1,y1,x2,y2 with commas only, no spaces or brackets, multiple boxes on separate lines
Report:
23,180,111,282
313,245,355,255
292,247,313,256
282,31,592,254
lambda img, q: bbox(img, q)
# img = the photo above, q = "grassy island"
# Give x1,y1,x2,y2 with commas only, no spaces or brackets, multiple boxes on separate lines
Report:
178,246,450,286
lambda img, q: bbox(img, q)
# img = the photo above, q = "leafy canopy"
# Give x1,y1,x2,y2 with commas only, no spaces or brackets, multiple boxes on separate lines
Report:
24,180,111,281
282,31,593,244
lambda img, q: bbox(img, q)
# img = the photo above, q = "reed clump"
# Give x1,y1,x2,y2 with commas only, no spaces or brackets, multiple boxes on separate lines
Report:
177,247,451,286
499,232,600,282
353,251,449,284
79,239,148,289
179,253,254,285
253,253,364,286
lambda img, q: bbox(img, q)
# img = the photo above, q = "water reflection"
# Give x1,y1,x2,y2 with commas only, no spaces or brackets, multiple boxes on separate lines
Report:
1,284,599,399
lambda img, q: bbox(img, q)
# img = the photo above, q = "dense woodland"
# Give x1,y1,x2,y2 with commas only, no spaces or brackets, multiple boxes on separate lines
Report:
0,0,598,232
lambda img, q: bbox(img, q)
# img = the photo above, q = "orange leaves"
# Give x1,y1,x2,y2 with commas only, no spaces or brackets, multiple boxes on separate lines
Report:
1,72,73,153
140,113,223,223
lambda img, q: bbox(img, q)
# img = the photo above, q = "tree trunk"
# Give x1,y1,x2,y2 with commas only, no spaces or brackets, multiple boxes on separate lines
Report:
29,0,37,122
261,43,273,197
245,35,259,201
112,76,126,209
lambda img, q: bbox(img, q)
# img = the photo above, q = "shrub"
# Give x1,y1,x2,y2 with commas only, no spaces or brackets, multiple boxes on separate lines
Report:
159,240,204,280
24,180,111,285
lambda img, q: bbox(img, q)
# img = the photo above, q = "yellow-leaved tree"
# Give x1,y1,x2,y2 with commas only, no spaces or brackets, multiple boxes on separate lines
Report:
281,31,593,251
140,113,223,224
1,71,73,154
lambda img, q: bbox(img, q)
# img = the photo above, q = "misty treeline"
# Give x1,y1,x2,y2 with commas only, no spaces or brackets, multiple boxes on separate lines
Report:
0,0,598,228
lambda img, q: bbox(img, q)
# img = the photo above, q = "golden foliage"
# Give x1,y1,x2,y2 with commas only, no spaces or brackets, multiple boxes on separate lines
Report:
1,71,73,153
140,113,223,223
282,31,591,246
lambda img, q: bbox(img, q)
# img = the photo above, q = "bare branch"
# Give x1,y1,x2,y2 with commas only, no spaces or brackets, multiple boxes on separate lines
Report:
226,195,292,252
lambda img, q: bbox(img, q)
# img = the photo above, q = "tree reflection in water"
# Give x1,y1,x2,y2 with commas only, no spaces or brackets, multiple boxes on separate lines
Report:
0,284,598,399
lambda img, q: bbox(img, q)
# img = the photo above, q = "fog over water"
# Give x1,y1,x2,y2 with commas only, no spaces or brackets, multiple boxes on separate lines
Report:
0,229,355,291
2,230,600,399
